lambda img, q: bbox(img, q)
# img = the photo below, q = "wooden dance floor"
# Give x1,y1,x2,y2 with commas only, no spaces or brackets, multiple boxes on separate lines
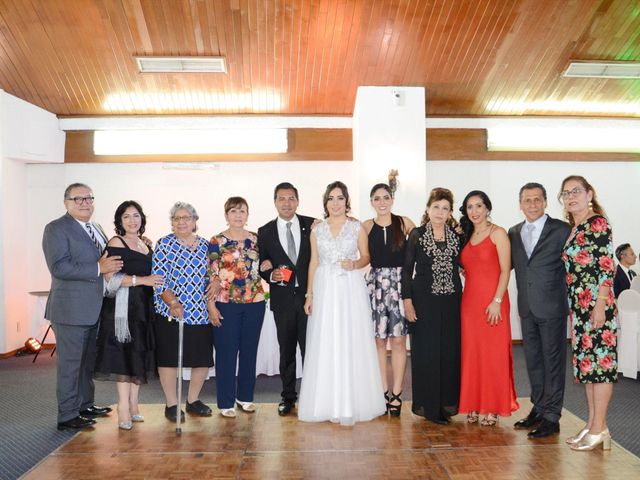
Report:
24,399,640,479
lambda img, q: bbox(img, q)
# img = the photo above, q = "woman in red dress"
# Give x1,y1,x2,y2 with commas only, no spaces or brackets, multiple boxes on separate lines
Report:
458,190,519,426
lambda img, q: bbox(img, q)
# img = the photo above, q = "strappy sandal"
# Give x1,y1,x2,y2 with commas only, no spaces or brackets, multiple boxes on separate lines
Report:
235,400,256,413
220,408,237,418
480,413,498,426
388,391,402,417
466,411,479,424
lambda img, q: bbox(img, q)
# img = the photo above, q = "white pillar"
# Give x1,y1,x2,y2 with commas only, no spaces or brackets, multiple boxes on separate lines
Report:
352,87,426,223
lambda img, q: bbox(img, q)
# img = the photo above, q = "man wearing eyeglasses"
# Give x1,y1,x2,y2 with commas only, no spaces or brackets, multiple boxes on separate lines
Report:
42,183,123,431
508,182,571,439
613,243,637,298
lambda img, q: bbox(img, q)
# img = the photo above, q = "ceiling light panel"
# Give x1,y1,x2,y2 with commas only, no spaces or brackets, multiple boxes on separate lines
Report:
563,61,640,79
136,56,227,73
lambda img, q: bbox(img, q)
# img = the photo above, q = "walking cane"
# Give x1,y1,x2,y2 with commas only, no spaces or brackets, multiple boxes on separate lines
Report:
175,316,185,435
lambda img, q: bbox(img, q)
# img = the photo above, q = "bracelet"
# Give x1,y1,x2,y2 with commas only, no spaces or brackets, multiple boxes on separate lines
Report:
132,275,137,287
169,300,179,307
305,292,313,298
597,295,608,300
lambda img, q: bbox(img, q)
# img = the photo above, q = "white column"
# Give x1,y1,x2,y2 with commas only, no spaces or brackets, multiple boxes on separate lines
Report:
352,86,426,223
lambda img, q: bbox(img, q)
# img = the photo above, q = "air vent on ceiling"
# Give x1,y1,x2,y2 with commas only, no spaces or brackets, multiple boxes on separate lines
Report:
563,61,640,79
135,56,227,73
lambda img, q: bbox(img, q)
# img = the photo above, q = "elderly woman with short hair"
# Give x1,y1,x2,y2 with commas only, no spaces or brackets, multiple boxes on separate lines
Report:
152,202,213,422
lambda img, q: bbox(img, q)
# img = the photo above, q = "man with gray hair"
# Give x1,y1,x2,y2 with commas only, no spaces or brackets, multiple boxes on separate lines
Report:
508,182,571,439
42,183,123,430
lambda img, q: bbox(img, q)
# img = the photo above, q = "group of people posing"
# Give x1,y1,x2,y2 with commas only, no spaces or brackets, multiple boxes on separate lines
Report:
42,174,619,452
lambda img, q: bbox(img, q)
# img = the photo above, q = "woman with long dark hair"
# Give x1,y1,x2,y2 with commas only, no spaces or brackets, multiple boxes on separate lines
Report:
94,200,164,430
298,181,386,425
402,188,462,424
363,183,415,416
458,191,519,426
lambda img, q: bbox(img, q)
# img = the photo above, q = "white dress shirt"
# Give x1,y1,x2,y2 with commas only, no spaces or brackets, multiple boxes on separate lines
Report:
76,218,106,275
277,215,301,260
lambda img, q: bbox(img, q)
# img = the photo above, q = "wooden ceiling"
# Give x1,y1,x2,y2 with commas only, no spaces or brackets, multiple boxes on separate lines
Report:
0,0,639,117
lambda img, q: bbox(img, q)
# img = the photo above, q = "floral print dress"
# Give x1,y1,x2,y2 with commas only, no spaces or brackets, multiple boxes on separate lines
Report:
562,215,617,383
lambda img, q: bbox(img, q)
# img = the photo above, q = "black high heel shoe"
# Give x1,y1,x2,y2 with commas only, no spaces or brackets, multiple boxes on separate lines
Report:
388,391,402,417
382,390,390,416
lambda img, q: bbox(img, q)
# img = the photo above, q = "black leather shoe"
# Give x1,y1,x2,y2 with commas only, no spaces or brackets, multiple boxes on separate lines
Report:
164,405,185,422
514,410,543,430
528,419,560,439
57,416,97,431
278,400,295,416
79,405,112,418
186,400,212,416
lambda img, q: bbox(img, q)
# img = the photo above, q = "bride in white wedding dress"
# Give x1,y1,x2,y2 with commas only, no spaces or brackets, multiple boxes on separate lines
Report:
298,181,386,425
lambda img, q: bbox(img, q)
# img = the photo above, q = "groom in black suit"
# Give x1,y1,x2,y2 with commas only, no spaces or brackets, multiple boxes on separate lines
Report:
509,183,571,439
258,182,315,416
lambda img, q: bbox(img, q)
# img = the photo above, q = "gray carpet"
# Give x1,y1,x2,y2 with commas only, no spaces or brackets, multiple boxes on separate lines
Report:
0,345,639,479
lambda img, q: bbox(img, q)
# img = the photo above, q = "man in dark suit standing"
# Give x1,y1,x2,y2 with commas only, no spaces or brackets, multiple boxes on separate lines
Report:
258,182,315,416
613,243,637,298
42,183,123,430
508,183,571,439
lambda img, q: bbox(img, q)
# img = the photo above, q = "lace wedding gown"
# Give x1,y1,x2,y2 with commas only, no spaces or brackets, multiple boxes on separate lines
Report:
298,219,386,425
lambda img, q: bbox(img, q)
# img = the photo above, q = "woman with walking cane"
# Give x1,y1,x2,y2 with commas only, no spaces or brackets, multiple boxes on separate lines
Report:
152,202,214,423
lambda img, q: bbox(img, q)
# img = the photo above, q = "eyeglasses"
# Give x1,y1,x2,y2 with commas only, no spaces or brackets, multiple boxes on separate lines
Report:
66,196,95,205
560,187,585,199
172,215,193,223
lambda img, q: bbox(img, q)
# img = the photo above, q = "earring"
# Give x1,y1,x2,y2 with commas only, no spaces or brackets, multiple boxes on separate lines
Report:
588,201,593,208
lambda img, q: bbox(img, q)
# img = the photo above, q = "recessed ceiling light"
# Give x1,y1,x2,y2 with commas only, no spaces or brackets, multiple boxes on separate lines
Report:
135,56,227,73
563,61,640,79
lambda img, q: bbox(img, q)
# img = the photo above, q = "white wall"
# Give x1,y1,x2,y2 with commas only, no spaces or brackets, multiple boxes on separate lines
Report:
27,161,355,291
24,159,640,347
0,90,64,353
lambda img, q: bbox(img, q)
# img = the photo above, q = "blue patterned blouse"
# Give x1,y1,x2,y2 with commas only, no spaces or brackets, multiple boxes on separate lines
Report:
152,233,209,325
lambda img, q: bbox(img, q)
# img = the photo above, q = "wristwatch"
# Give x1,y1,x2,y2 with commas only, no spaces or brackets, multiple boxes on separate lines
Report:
493,297,502,304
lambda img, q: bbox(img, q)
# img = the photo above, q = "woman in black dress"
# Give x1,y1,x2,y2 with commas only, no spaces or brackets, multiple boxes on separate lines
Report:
401,187,462,425
94,201,164,430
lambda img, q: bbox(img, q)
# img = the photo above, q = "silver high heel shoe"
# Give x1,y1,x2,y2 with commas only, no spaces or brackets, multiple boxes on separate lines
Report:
131,414,144,422
118,420,133,430
569,428,611,451
565,426,589,444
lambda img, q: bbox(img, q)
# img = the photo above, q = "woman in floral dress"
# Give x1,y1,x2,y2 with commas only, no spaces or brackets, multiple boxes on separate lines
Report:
208,197,266,418
363,183,415,416
561,175,617,451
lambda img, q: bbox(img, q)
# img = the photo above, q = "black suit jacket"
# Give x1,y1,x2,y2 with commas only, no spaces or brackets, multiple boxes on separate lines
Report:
509,216,571,319
613,266,632,298
258,215,314,313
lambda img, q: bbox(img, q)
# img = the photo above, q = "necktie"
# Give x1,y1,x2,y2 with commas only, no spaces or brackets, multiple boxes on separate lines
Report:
523,224,535,258
630,269,637,282
286,222,297,264
85,222,101,251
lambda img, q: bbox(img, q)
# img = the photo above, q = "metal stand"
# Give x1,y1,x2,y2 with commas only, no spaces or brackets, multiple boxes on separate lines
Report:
176,317,185,435
32,324,56,363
